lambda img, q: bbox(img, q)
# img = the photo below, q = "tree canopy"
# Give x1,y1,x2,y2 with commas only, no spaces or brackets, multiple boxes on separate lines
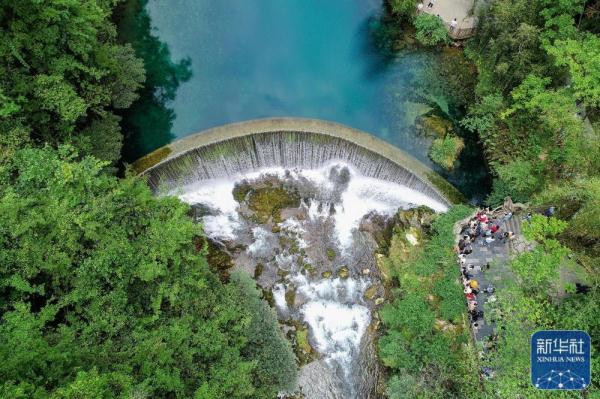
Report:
0,0,145,164
0,147,296,398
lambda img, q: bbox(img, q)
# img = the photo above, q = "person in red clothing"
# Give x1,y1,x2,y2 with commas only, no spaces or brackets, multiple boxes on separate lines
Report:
491,224,499,234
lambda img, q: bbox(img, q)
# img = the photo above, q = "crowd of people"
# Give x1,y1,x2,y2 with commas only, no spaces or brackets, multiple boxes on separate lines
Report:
453,203,562,380
454,207,517,378
457,209,515,255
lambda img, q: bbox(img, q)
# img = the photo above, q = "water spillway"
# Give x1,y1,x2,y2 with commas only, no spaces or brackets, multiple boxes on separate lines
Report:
137,118,461,206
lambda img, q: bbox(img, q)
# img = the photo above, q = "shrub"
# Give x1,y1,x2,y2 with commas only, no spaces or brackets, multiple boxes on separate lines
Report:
414,14,451,46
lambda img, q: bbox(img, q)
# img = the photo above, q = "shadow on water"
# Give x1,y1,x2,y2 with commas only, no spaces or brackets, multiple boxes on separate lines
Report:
115,0,192,163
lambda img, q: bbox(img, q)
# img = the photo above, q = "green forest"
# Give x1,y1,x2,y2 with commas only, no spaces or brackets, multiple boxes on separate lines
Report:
1,0,599,398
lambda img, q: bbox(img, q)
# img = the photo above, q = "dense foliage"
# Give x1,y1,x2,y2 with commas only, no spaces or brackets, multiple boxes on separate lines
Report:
379,205,480,398
456,0,600,395
0,2,296,398
428,135,465,170
0,0,145,165
0,148,296,398
413,14,451,46
463,0,600,210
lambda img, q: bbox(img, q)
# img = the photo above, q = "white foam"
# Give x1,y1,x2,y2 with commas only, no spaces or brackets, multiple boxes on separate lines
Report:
175,162,446,249
292,275,371,370
172,161,447,379
301,300,370,368
247,227,274,258
201,214,240,241
333,173,446,249
272,283,288,312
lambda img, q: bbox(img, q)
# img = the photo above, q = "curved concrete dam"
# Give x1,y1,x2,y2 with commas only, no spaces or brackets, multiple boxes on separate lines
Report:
135,118,464,206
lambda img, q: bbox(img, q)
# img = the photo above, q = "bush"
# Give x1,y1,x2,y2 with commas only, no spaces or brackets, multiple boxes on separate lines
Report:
389,0,418,20
487,159,541,205
414,14,451,46
0,147,294,398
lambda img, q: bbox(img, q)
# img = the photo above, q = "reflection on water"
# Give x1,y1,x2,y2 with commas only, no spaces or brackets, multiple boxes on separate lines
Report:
116,0,192,161
119,0,491,201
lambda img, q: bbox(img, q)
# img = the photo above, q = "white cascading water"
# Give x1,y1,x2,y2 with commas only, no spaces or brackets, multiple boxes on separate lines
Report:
176,161,447,398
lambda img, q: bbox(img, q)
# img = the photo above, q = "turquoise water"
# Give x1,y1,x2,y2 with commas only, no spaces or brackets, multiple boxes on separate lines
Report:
121,0,490,200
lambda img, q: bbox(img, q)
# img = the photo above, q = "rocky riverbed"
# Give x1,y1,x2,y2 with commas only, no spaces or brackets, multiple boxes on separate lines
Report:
177,161,446,398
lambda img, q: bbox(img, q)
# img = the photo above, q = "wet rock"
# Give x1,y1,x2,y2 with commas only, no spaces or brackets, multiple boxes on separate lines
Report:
298,360,346,399
247,186,301,224
394,206,435,231
294,291,310,309
352,326,383,399
359,212,395,247
362,268,371,275
285,286,297,308
374,298,385,306
321,271,333,279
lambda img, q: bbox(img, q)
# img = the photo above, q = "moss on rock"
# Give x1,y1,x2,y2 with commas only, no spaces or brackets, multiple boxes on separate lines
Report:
426,171,467,204
428,134,465,170
285,287,296,308
336,266,350,279
364,284,379,300
247,186,301,224
326,248,336,261
419,114,453,138
132,146,172,174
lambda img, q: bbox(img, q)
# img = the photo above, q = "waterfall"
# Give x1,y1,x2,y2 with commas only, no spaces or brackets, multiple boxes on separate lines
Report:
143,130,450,207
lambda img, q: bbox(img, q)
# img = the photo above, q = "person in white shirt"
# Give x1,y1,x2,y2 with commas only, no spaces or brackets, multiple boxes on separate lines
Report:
450,18,458,31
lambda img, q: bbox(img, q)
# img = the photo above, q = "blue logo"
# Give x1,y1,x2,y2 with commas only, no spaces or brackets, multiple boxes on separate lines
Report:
531,330,591,390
